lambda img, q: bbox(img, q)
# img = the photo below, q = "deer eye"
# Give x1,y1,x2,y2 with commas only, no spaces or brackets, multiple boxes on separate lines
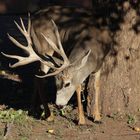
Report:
64,82,70,87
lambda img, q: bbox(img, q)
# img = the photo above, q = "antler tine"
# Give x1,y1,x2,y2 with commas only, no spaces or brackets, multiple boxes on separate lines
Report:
2,52,24,60
7,33,28,52
20,17,26,32
51,20,69,63
14,20,26,37
41,33,61,55
2,52,38,68
36,67,64,78
27,13,31,34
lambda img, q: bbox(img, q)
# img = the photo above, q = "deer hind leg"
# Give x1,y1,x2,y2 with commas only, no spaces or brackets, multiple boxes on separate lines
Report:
76,85,86,125
93,69,101,122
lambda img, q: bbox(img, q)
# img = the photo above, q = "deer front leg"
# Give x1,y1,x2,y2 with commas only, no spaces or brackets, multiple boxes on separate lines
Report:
93,69,101,122
76,85,86,125
29,85,43,119
31,77,54,121
39,65,54,121
37,78,54,122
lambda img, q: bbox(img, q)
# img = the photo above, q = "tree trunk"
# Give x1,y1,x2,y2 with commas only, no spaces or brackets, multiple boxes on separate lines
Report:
87,3,140,116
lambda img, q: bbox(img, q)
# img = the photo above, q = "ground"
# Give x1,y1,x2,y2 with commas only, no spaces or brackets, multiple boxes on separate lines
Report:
0,105,140,140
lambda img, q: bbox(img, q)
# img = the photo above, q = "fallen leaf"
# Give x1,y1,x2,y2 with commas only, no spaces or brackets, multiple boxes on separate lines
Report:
133,127,140,132
47,129,54,134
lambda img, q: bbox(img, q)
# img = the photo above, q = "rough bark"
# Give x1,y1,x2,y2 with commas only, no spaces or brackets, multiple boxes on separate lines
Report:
88,3,140,116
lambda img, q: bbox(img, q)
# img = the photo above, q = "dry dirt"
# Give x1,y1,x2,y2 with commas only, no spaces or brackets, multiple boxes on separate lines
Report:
0,105,140,140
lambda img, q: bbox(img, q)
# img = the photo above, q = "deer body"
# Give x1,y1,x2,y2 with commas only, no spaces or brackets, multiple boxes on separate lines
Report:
56,39,106,106
2,5,111,124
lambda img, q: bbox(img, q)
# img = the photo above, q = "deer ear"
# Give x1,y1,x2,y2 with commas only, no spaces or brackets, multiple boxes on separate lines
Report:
75,49,91,70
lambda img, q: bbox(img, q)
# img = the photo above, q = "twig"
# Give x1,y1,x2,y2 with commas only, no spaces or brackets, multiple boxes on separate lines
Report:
0,70,22,82
3,122,14,139
112,133,140,136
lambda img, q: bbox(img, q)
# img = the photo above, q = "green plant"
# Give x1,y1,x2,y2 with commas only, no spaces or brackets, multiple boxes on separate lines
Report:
59,105,73,116
0,108,29,125
20,137,29,140
127,114,137,124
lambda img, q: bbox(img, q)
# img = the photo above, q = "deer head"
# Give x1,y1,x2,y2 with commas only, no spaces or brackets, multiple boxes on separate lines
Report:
55,49,91,106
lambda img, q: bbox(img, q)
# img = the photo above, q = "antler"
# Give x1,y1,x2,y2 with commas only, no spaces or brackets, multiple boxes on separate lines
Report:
36,20,70,78
2,15,70,78
1,14,55,69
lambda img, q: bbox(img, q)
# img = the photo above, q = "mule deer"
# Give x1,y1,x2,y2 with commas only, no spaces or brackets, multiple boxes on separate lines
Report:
2,6,112,124
36,23,111,124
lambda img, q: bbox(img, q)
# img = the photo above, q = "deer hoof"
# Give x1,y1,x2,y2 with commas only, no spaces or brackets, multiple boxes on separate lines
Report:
94,120,102,124
46,113,54,122
78,118,86,125
93,114,102,124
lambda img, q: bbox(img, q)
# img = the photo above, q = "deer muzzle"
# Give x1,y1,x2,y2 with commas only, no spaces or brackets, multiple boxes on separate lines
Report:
56,84,76,106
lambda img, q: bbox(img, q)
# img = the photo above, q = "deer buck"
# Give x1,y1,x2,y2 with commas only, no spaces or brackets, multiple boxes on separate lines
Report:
2,6,112,124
